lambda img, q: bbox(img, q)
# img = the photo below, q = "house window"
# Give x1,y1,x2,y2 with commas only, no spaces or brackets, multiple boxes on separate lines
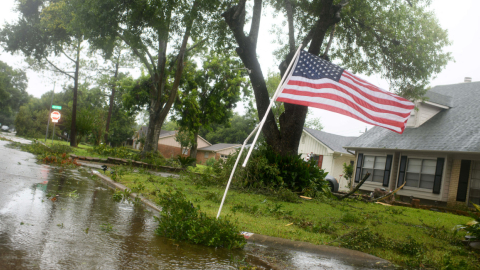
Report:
204,152,209,158
220,154,229,159
182,148,189,155
361,155,386,183
302,136,305,144
405,158,436,189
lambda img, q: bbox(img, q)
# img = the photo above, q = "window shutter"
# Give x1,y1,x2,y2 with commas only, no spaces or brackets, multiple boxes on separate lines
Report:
432,158,445,194
397,156,408,187
456,160,471,201
318,155,323,168
354,153,363,183
383,155,393,187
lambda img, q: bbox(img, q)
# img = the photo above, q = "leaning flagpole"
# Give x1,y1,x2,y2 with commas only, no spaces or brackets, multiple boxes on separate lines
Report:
216,124,259,219
216,45,303,219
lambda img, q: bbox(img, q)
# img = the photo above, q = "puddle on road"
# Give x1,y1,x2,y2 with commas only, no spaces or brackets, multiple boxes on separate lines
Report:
0,141,385,269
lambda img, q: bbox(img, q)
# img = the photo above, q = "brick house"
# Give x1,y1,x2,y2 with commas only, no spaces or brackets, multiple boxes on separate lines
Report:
156,130,211,158
299,128,357,191
345,80,480,207
196,143,241,164
134,128,211,158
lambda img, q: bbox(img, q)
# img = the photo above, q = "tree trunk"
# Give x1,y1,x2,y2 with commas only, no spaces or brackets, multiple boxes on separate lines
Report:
189,130,199,162
104,59,119,144
70,39,82,147
222,0,342,156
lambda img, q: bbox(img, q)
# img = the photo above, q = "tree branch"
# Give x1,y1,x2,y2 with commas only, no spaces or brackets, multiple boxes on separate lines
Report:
285,0,296,53
120,34,154,76
45,58,74,79
339,172,371,200
61,50,76,63
323,24,336,56
249,0,262,48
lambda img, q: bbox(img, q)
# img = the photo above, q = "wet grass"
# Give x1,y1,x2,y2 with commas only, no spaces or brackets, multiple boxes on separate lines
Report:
111,168,480,269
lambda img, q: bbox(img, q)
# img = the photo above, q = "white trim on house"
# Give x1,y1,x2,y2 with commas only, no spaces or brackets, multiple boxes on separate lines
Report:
423,101,449,110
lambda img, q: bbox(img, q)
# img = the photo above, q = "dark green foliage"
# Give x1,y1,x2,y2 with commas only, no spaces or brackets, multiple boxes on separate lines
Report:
155,190,246,249
225,146,329,196
342,162,353,181
90,144,136,159
177,155,196,168
20,139,72,156
200,113,255,144
274,187,299,203
0,61,29,126
205,157,216,167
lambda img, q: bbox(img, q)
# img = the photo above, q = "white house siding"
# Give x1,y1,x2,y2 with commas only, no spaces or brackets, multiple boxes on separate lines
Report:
298,132,334,173
298,133,333,157
332,154,355,191
406,102,443,128
416,103,443,127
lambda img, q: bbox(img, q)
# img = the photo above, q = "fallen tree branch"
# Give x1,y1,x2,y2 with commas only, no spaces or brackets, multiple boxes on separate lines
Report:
371,179,406,202
339,172,370,200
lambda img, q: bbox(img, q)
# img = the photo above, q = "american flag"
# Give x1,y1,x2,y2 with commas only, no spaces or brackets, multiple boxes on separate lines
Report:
276,51,415,134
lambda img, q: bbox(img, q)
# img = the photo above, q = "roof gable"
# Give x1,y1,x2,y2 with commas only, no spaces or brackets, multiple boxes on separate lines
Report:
303,128,357,155
198,143,241,152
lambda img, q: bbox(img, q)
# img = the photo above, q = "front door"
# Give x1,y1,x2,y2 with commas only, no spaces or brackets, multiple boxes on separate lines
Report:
469,161,480,206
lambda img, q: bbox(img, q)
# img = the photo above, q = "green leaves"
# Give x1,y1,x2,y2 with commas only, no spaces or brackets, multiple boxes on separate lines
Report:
155,189,246,249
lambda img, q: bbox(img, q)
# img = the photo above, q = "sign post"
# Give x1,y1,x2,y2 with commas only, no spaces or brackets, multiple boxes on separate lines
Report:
50,111,61,143
45,83,55,142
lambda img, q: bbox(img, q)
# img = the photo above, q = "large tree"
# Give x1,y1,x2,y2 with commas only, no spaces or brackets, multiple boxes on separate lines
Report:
77,0,224,155
222,0,451,156
173,52,247,159
0,0,89,146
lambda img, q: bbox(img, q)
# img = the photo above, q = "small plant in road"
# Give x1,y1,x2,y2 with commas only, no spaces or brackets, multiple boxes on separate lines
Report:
155,189,246,249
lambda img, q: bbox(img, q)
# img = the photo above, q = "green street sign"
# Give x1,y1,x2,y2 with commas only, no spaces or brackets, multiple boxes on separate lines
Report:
52,105,62,110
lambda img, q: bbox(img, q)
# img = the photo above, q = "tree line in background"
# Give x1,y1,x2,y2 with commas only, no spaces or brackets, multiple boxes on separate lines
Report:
1,0,452,158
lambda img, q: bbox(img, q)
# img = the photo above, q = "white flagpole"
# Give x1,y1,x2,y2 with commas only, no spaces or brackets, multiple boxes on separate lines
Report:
216,45,303,219
216,124,259,219
242,46,302,167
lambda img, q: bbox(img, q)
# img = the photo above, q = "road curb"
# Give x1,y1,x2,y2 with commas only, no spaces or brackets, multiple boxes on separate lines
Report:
91,170,162,212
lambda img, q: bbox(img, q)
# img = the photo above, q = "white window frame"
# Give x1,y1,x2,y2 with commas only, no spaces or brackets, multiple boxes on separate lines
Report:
403,157,437,190
204,152,209,158
360,155,387,184
182,148,189,155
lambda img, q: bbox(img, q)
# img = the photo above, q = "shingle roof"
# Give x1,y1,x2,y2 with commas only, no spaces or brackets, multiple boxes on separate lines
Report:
304,127,357,155
198,143,241,152
346,81,480,153
425,91,452,107
159,130,176,138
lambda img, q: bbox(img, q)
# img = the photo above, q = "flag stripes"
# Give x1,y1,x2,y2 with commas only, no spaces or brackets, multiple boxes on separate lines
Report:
276,51,414,134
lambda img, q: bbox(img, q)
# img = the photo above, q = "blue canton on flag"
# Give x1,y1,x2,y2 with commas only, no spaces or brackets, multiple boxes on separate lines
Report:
293,51,344,82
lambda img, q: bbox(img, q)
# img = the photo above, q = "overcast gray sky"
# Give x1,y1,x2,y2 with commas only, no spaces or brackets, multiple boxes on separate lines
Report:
1,0,479,136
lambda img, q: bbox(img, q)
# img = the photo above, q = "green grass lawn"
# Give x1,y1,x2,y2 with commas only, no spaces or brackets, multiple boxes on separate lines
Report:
106,168,480,269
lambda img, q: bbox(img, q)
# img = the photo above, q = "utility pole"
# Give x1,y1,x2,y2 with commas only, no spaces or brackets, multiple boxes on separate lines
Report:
45,82,56,142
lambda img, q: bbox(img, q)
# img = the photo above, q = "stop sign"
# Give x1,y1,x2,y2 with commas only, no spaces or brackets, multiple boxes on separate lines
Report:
51,111,61,123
